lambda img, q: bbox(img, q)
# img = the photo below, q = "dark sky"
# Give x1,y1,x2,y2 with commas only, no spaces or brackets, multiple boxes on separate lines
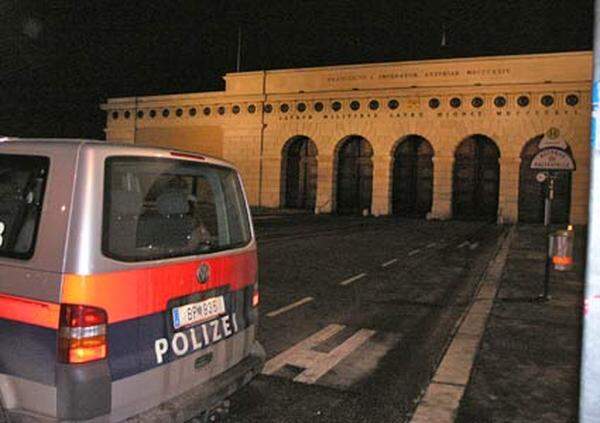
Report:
0,0,594,139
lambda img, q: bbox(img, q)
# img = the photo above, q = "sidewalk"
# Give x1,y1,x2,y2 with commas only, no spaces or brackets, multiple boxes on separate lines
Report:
455,225,584,422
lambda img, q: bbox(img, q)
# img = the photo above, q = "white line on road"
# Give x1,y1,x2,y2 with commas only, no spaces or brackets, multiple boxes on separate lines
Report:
339,273,367,286
426,242,437,249
266,297,314,318
408,249,421,256
457,241,470,249
468,242,479,250
263,324,376,385
381,258,398,268
411,228,515,423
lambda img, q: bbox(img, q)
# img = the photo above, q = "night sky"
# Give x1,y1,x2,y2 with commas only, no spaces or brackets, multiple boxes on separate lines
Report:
0,0,593,139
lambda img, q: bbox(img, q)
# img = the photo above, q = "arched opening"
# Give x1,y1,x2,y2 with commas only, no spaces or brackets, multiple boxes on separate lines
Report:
452,135,500,220
281,136,318,210
335,136,373,215
518,135,572,223
391,135,434,217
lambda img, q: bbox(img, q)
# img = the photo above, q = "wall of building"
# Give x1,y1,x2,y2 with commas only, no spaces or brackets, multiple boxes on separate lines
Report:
102,51,592,224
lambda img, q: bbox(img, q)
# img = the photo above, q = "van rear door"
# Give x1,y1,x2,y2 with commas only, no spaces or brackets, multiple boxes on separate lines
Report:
71,155,260,416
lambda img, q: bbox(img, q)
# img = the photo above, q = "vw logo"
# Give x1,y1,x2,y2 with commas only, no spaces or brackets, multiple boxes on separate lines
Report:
197,263,210,284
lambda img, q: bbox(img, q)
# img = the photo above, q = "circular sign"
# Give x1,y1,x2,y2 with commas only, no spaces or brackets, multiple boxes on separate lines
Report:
546,127,560,140
536,172,547,183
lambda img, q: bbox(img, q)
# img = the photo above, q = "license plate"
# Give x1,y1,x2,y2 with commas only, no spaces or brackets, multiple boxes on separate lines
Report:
172,296,225,330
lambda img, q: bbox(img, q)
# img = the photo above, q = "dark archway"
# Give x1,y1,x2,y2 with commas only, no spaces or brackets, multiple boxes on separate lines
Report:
518,136,572,223
391,135,434,217
281,136,318,210
335,136,373,215
452,135,500,220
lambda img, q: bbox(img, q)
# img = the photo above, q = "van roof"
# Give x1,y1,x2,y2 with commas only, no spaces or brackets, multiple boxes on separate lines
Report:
0,138,233,168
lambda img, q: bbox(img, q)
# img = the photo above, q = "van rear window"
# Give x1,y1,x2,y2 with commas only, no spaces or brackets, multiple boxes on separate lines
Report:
102,157,252,262
0,154,49,260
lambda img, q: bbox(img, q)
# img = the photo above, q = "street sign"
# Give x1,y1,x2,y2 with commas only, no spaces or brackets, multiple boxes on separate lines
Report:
536,172,547,183
539,127,569,150
530,148,576,171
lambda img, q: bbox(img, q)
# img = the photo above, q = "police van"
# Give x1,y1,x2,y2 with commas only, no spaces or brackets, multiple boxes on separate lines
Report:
0,139,265,422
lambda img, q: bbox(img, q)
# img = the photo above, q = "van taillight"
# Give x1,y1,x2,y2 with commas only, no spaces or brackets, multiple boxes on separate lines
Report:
58,304,108,364
252,286,260,307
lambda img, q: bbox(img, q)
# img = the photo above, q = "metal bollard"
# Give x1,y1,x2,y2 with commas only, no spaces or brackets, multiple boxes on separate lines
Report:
550,228,574,271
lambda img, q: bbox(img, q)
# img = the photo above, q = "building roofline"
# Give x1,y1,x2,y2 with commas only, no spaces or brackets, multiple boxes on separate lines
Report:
224,50,593,78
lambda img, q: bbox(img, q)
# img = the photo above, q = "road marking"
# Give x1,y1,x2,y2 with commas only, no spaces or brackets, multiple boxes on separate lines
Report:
411,227,515,423
426,242,437,249
381,258,398,268
339,272,367,286
263,324,376,384
468,242,479,250
266,297,314,318
457,241,470,249
408,249,421,256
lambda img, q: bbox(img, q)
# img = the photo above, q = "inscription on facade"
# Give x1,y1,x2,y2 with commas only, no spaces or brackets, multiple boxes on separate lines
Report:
326,68,512,83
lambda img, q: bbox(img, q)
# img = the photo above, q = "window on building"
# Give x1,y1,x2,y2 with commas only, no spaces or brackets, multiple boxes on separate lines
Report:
517,96,530,107
494,96,507,108
450,97,462,108
566,94,579,106
541,95,554,107
471,97,484,108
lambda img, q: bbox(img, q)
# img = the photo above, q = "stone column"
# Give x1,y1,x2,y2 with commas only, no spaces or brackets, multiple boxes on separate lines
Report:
260,155,282,208
498,157,520,223
430,155,453,220
105,127,136,143
371,155,391,216
570,164,590,225
315,155,334,214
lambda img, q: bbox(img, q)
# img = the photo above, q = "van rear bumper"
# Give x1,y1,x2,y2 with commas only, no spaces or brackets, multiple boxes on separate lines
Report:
128,341,265,423
6,341,265,423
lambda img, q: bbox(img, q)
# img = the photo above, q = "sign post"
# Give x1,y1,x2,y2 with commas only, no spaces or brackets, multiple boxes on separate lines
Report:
530,136,575,301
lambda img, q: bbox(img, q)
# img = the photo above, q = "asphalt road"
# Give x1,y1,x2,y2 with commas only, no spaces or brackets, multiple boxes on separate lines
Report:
227,215,505,423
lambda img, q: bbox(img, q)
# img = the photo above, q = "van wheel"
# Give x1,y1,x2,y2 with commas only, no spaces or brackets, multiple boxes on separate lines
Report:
0,406,8,423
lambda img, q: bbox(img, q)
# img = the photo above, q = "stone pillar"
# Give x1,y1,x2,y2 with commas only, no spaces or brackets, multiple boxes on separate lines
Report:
260,156,282,208
498,157,520,223
371,155,391,216
105,127,136,143
430,155,453,220
570,164,590,225
315,155,334,214
223,126,263,206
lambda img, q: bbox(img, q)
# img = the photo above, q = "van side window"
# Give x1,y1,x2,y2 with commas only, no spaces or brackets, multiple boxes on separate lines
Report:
102,157,251,262
0,154,49,259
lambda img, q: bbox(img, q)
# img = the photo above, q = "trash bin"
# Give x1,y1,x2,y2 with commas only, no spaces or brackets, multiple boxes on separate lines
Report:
550,228,574,271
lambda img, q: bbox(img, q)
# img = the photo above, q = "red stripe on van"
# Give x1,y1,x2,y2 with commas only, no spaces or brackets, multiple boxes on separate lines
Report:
0,294,60,329
61,250,257,324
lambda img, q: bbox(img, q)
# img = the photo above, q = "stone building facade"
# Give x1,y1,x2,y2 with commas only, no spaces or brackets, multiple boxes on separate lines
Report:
103,51,592,224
